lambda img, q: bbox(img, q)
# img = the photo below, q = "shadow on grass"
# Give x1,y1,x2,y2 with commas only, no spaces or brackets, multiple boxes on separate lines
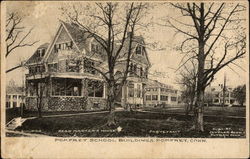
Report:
15,111,246,138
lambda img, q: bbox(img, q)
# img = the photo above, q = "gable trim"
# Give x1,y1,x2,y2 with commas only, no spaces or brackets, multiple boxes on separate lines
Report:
44,24,63,62
61,22,81,53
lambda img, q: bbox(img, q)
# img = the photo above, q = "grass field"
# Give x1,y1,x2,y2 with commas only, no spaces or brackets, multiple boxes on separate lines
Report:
15,110,246,138
142,106,246,117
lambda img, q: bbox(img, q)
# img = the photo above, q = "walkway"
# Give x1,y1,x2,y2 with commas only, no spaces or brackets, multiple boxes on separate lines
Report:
5,130,49,137
6,110,110,131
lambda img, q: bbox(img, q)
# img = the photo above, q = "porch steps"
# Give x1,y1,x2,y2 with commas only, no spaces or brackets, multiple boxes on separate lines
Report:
6,117,27,130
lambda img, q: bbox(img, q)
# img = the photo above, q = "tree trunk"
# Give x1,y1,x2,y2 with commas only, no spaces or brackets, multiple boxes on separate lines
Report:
195,89,204,131
38,106,42,118
106,81,116,126
194,3,206,132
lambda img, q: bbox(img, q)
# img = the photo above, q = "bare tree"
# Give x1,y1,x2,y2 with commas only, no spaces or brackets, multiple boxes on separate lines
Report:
232,84,246,107
61,2,149,126
177,59,197,116
163,2,246,131
5,11,38,73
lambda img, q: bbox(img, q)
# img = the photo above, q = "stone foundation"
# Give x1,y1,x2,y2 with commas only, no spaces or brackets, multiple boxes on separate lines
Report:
26,96,106,111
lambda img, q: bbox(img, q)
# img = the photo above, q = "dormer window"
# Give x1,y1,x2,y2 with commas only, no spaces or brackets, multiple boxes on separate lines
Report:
136,45,144,55
37,49,46,57
91,43,104,54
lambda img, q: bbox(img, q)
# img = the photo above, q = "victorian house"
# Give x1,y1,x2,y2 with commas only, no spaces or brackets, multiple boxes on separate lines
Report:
25,21,151,111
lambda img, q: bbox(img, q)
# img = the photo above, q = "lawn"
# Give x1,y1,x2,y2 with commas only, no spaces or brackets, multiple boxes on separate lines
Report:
5,108,107,123
142,106,246,117
15,111,246,138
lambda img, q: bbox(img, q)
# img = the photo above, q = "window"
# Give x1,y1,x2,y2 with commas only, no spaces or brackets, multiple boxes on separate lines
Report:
214,99,219,103
87,80,104,97
66,59,80,72
171,97,177,101
161,88,164,92
48,63,58,72
91,44,98,52
84,59,95,74
54,41,73,52
146,95,151,101
136,46,143,55
13,95,17,100
38,49,46,57
128,84,134,97
137,84,141,98
133,64,137,76
29,66,34,74
160,95,168,101
37,49,46,57
6,102,10,108
140,67,143,77
152,95,158,100
230,99,234,104
29,65,45,74
145,68,148,78
6,95,11,100
52,78,82,96
91,43,104,54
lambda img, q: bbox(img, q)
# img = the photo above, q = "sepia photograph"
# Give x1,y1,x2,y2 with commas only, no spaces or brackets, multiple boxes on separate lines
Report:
1,0,249,158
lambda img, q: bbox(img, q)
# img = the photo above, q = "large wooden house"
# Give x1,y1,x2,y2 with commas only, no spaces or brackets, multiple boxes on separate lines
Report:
25,21,151,111
144,80,178,107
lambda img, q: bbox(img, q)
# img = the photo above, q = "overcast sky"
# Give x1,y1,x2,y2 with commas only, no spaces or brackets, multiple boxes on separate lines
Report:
5,1,247,89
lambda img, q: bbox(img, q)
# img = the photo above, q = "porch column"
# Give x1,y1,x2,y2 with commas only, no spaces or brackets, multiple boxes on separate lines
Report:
103,83,106,99
47,76,52,97
81,79,87,97
121,84,127,107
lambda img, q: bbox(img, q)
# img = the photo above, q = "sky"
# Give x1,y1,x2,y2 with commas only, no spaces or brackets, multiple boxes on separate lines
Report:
4,1,248,89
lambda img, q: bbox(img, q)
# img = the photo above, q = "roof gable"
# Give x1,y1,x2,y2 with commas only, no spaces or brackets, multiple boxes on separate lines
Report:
25,43,49,65
44,22,87,63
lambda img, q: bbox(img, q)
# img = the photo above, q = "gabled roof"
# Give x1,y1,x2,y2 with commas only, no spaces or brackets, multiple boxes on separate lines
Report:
207,85,233,93
146,79,174,89
28,21,151,67
25,43,49,65
6,86,24,95
61,21,90,52
114,36,151,67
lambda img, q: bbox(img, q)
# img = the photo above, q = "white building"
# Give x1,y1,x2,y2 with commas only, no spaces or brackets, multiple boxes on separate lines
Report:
6,86,25,109
144,80,178,107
